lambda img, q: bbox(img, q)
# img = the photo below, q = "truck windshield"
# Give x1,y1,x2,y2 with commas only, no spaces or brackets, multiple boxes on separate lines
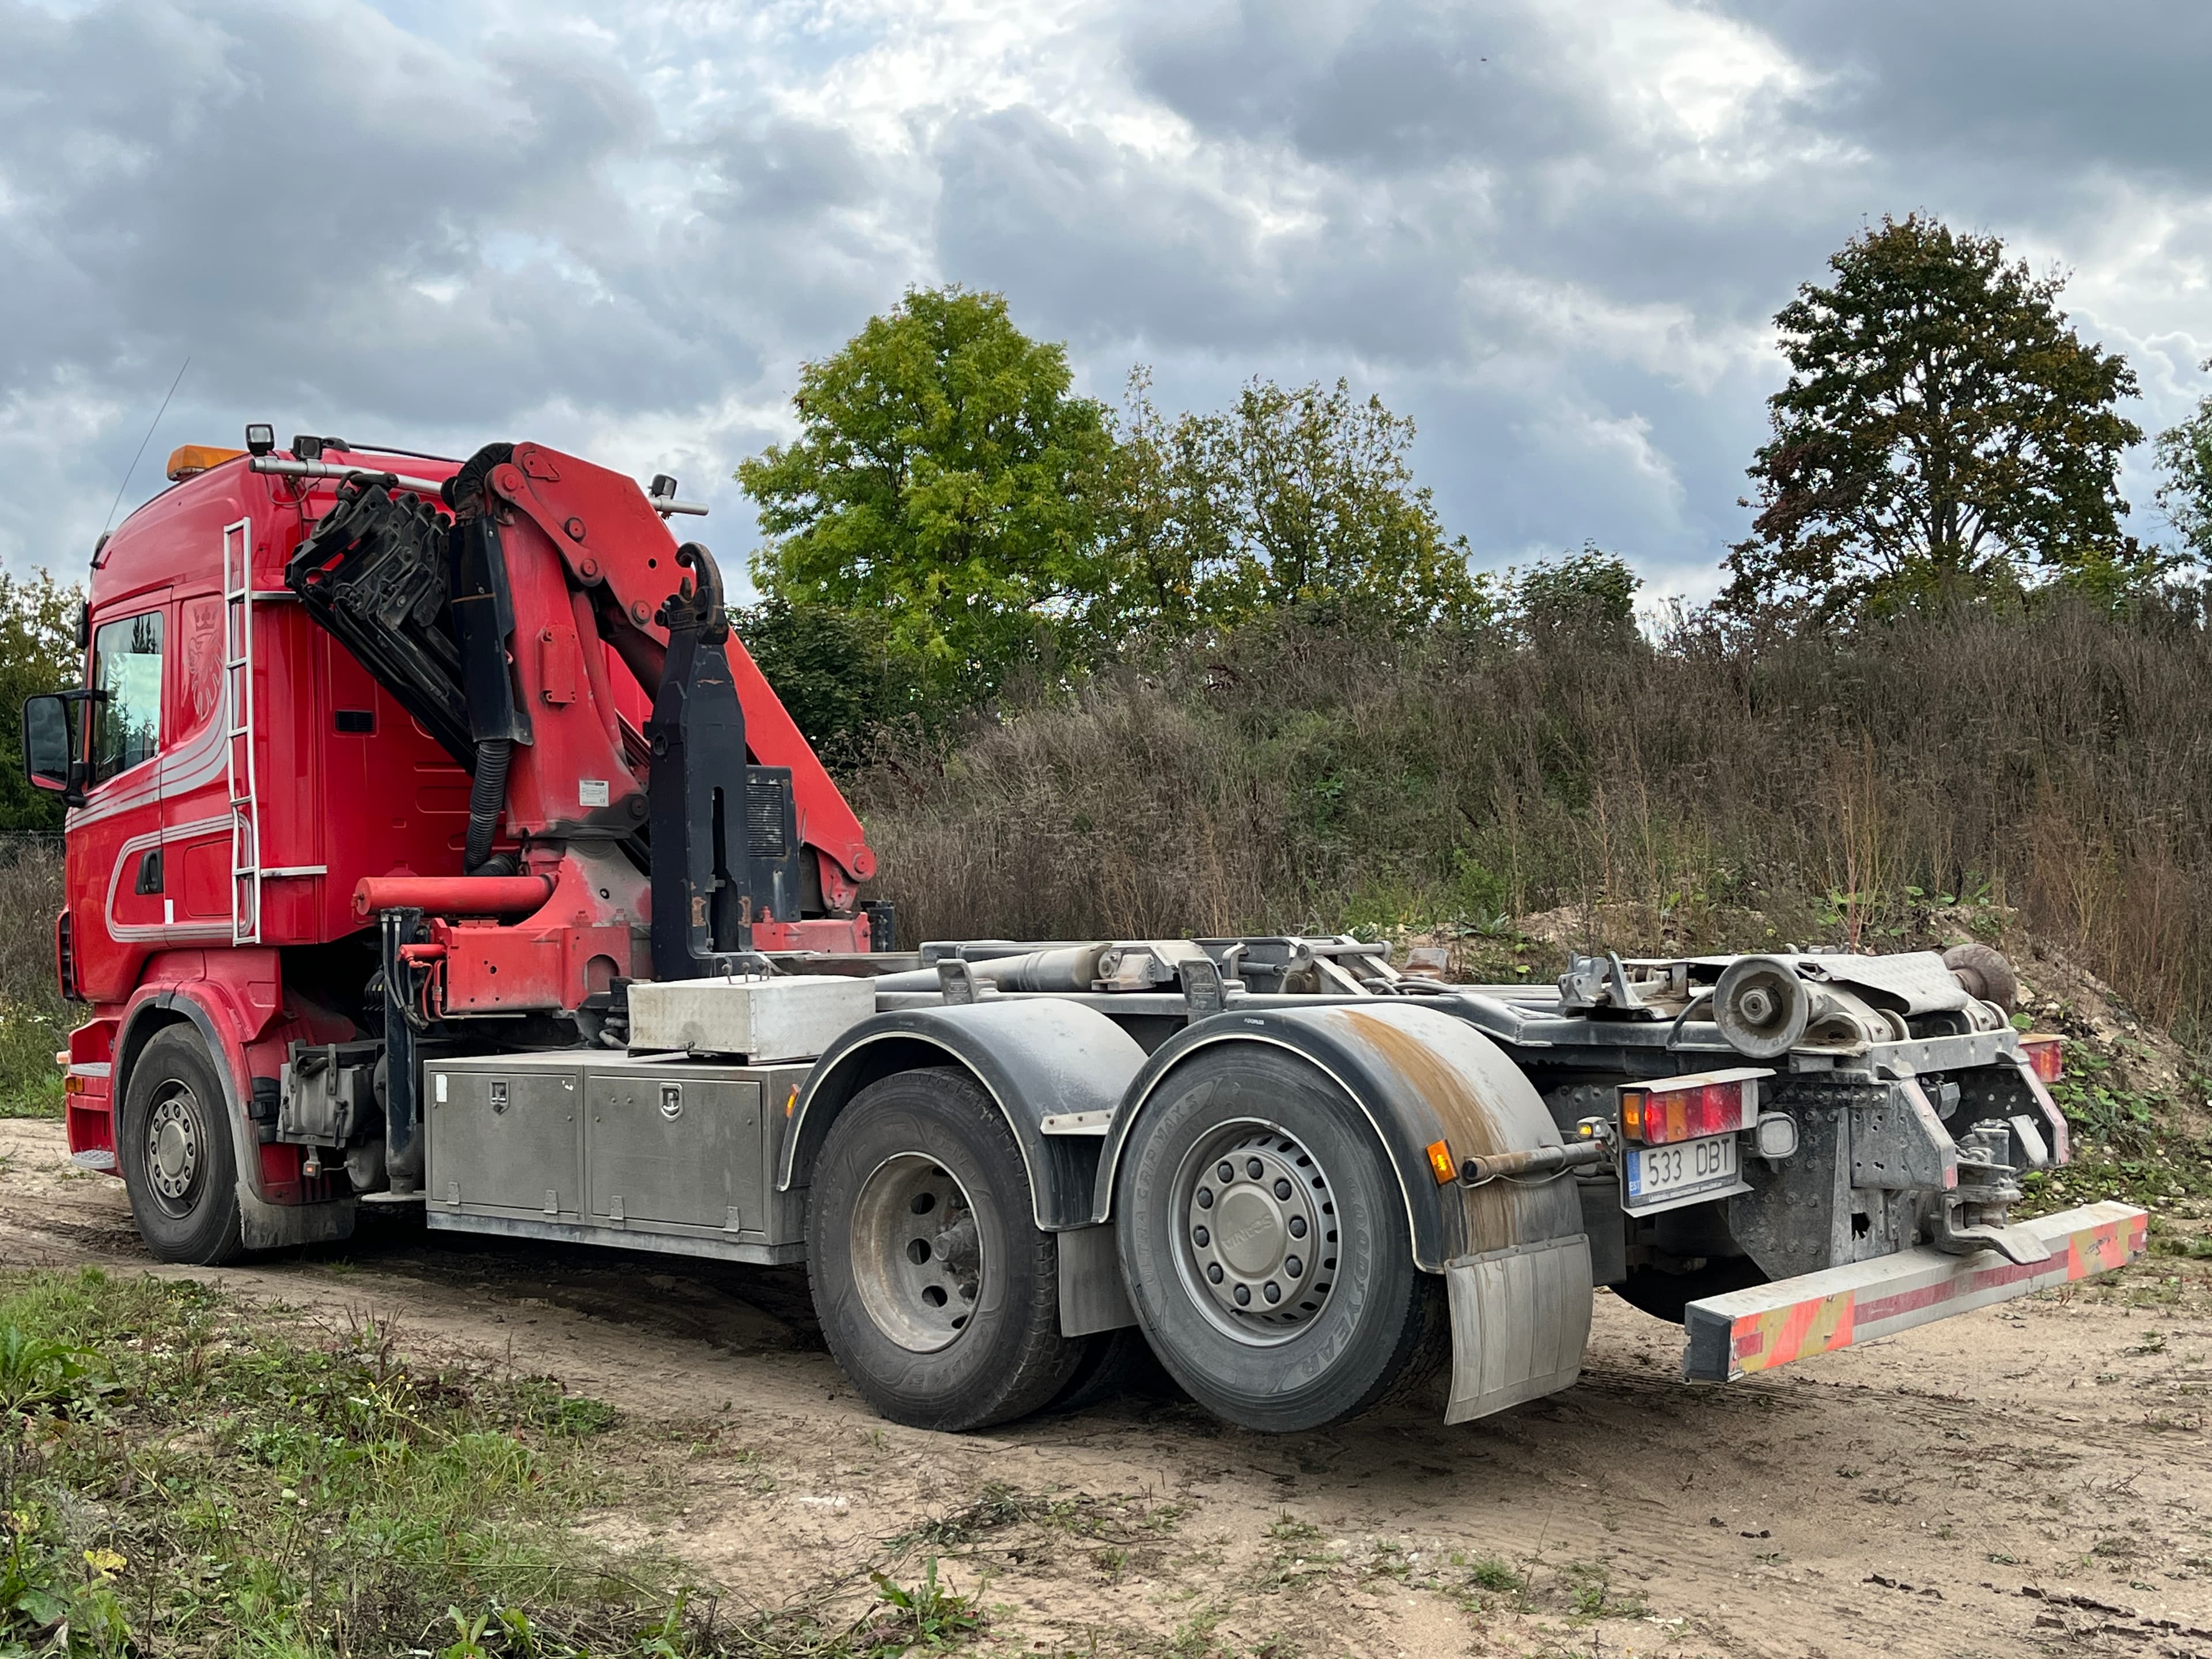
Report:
91,611,163,784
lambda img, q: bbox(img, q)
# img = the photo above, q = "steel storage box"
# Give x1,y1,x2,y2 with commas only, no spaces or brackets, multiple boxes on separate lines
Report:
423,1052,812,1263
625,974,875,1061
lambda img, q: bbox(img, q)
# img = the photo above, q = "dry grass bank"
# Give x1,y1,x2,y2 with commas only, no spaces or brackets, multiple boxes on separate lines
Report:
857,599,2212,1045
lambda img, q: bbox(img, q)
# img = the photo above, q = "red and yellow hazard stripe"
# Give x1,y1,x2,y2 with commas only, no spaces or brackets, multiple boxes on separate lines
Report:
1705,1204,2147,1382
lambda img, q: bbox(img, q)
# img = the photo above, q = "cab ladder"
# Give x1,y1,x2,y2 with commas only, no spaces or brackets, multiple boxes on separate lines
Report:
221,518,262,945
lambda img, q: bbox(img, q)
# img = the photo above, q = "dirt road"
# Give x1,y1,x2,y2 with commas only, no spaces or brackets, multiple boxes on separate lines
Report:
5,1118,2208,1659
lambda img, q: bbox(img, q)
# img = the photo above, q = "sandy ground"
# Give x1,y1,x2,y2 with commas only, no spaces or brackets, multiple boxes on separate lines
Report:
5,1118,2210,1659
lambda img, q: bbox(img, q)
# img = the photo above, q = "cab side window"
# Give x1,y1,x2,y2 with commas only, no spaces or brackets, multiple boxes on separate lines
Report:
90,611,164,785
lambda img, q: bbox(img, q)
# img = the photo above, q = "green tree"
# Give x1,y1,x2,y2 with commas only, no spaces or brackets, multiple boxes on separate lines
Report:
1227,378,1487,628
737,286,1115,703
1081,368,1243,647
0,571,83,834
1725,214,2146,621
2155,362,2212,564
1510,544,1641,649
1088,372,1489,646
731,594,920,770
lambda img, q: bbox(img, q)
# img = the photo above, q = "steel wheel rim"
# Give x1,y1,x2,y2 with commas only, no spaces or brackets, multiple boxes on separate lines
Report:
849,1153,985,1354
1171,1117,1339,1346
145,1081,206,1219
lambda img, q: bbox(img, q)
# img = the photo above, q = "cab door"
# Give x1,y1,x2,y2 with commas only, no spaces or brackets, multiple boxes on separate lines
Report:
79,595,174,950
168,590,238,929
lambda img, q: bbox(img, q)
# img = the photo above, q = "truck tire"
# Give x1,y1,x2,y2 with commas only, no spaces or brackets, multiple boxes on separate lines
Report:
1114,1046,1447,1433
118,1027,246,1266
806,1067,1085,1431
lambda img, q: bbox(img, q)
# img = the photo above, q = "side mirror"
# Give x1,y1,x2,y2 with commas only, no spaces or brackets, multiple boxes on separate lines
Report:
21,693,91,808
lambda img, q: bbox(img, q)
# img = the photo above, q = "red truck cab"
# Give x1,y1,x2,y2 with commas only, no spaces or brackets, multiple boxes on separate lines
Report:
51,441,475,1245
26,431,877,1258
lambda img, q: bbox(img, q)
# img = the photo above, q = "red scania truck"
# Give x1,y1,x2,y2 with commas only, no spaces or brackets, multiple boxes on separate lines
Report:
21,425,2145,1435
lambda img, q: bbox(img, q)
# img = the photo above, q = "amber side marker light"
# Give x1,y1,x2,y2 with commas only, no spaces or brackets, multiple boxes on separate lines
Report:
2020,1033,2065,1084
165,444,247,482
1425,1139,1457,1185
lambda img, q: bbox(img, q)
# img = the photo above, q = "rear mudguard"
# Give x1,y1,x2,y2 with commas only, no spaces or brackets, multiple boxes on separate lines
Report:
1092,1002,1594,1422
1090,1002,1580,1270
777,1001,1147,1230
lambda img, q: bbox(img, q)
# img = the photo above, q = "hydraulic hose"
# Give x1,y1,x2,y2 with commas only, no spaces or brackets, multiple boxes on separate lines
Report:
465,737,513,874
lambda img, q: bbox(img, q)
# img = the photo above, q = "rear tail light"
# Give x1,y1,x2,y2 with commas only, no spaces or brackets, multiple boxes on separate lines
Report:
1618,1067,1770,1145
2020,1033,2063,1083
55,910,81,1003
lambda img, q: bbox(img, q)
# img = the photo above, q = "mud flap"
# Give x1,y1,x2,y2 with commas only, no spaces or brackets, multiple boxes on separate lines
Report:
1443,1232,1593,1423
1683,1200,2147,1383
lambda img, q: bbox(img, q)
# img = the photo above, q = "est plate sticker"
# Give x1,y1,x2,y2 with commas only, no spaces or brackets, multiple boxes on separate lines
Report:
579,778,610,807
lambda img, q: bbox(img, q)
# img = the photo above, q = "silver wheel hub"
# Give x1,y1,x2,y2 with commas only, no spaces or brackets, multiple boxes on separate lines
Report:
147,1088,203,1211
849,1154,984,1354
1179,1125,1338,1342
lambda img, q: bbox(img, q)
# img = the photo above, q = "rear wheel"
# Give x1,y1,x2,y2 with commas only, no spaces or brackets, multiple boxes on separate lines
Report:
806,1069,1085,1431
1115,1047,1446,1433
118,1027,245,1266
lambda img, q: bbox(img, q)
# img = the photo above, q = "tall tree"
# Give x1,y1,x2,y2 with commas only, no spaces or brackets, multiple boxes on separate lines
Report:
0,570,84,834
1089,373,1489,646
1725,214,2145,620
2155,362,2212,565
1228,378,1487,628
738,286,1115,702
1082,369,1243,647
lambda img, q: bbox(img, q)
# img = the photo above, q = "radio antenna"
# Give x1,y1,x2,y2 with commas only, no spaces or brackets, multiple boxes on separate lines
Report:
95,356,191,560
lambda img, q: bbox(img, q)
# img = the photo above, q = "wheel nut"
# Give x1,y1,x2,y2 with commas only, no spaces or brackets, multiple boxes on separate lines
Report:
1246,1157,1264,1179
1285,1255,1302,1277
1192,1226,1210,1247
1218,1162,1234,1182
1196,1187,1213,1209
1287,1215,1308,1238
1263,1282,1281,1303
1207,1263,1224,1284
1272,1177,1292,1199
1233,1283,1251,1306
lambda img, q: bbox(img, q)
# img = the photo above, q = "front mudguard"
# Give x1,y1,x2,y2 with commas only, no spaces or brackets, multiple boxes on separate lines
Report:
777,999,1148,1230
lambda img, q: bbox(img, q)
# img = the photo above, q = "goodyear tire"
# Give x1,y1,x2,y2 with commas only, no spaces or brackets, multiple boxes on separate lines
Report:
807,1068,1085,1431
1115,1046,1446,1433
118,1027,246,1266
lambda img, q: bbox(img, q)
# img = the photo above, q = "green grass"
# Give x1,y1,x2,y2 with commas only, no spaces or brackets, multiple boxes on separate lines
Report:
0,1268,984,1658
0,997,65,1118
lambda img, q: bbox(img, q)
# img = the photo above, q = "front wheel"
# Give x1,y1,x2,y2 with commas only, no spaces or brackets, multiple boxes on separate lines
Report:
806,1069,1086,1431
1114,1047,1447,1433
118,1027,245,1266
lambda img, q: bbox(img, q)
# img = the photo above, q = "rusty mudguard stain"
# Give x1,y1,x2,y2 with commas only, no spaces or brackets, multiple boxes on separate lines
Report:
1315,1005,1582,1260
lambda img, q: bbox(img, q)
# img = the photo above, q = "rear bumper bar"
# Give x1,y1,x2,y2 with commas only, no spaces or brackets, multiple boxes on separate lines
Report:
1682,1200,2147,1383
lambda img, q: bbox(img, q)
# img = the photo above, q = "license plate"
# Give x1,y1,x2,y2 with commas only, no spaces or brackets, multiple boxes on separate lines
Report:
1624,1133,1739,1209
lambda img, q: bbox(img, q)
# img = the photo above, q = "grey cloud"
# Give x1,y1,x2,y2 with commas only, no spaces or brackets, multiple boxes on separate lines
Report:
1753,1,2212,187
5,0,2209,604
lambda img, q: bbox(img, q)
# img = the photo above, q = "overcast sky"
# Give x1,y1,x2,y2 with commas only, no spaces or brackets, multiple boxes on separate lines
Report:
5,0,2210,605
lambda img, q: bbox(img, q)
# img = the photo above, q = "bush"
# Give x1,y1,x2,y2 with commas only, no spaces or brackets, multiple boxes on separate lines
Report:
0,842,63,1116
